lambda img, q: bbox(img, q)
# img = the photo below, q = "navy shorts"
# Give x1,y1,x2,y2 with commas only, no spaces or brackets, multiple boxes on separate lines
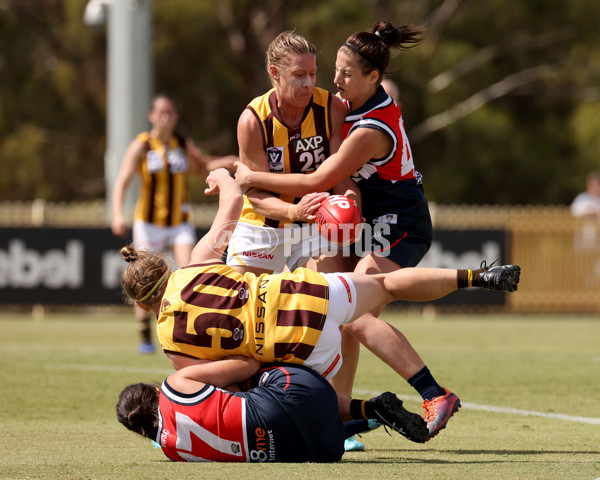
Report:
358,177,433,267
241,363,344,462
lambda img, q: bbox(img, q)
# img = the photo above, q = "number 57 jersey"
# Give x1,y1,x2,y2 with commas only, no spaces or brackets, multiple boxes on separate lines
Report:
156,262,330,366
157,364,344,462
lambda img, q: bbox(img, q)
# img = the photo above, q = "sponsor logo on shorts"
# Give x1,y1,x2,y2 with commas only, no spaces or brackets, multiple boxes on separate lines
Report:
242,251,274,260
251,427,276,462
373,213,398,224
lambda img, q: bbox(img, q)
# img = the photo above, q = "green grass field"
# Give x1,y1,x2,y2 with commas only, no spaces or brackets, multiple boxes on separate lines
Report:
1,310,599,480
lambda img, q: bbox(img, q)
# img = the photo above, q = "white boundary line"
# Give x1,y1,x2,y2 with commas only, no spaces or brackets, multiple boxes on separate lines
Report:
46,363,600,426
48,362,174,375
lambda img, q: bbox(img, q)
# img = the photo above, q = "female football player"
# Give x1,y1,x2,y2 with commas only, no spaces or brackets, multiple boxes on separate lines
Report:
234,21,458,441
119,168,520,442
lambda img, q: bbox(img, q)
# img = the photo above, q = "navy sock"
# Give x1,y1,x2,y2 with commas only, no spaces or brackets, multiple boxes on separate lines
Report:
408,366,446,401
343,419,369,439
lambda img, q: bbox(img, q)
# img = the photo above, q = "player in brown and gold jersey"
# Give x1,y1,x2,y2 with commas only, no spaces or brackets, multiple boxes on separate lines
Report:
226,31,355,275
119,168,521,444
111,93,236,354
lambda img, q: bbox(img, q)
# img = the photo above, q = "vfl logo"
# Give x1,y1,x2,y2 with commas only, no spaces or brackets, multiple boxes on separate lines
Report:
267,147,284,173
166,148,188,173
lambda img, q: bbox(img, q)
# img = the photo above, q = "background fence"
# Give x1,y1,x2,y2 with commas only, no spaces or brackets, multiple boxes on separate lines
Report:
1,201,598,313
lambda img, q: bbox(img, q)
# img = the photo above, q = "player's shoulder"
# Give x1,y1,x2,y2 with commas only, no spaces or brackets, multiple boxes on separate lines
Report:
135,131,150,143
247,88,275,112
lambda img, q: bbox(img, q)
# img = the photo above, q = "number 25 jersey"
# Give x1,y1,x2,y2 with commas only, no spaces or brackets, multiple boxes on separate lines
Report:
238,87,334,228
156,263,330,365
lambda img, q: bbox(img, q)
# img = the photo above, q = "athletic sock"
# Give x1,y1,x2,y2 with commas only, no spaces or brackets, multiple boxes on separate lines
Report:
457,268,486,288
349,398,377,420
408,366,446,401
343,419,369,439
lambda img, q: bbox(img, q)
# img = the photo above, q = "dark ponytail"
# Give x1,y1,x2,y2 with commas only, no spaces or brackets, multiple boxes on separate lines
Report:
116,383,160,440
341,20,426,76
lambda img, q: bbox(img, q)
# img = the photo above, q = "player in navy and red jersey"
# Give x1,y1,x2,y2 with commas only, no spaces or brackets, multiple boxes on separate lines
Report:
117,360,347,462
118,358,437,462
233,21,457,445
121,167,520,450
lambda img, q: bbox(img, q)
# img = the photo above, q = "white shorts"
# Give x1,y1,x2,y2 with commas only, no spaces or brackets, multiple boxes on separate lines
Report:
303,273,358,380
226,222,336,273
133,221,196,253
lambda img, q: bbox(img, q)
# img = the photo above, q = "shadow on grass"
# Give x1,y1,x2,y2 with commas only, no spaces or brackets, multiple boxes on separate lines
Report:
341,448,600,464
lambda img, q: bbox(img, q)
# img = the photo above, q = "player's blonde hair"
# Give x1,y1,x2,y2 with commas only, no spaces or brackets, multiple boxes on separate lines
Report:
266,31,316,85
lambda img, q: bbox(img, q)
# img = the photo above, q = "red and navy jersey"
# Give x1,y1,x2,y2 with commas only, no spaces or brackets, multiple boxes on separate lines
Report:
343,87,433,268
156,364,344,463
342,86,420,183
158,380,248,462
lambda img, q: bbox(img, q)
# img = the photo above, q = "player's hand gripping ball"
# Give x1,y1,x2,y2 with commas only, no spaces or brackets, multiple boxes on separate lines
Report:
315,195,362,246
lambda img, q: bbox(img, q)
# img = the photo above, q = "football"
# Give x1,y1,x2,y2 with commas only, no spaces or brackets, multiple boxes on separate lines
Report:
315,195,362,246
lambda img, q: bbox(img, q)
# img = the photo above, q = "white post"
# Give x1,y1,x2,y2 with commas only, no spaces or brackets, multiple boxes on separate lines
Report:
105,0,153,221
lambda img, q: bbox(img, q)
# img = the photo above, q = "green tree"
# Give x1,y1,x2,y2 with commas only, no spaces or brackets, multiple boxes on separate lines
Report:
0,0,598,205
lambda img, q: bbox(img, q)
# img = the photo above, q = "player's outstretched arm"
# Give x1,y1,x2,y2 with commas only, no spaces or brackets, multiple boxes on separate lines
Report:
234,127,386,196
189,169,243,264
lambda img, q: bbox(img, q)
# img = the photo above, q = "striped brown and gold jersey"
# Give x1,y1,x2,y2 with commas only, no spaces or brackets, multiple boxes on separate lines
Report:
133,132,191,227
156,262,330,365
239,87,334,228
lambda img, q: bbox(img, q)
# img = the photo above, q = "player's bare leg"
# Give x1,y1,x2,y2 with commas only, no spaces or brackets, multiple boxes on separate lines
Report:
332,254,426,394
346,263,520,439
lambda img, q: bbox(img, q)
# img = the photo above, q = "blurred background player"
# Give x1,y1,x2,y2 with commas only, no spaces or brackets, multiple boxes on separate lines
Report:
381,77,400,104
571,171,600,265
111,92,236,353
570,171,600,218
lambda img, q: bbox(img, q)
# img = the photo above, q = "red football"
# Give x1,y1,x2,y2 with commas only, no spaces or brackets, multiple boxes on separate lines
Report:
315,195,362,246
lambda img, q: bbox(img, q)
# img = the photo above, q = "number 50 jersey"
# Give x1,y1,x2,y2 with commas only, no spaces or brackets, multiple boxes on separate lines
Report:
156,262,330,365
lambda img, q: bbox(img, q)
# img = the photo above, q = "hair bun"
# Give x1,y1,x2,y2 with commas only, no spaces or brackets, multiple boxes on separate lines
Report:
120,245,139,263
